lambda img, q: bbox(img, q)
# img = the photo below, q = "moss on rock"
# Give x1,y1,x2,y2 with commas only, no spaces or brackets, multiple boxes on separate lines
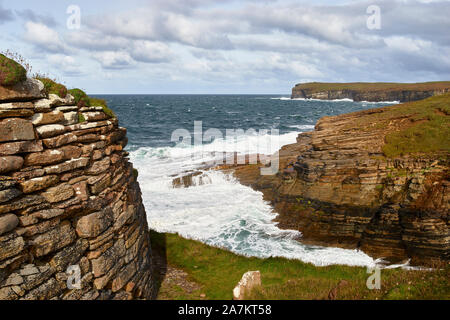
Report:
68,88,91,108
0,54,27,87
36,77,68,98
90,98,116,118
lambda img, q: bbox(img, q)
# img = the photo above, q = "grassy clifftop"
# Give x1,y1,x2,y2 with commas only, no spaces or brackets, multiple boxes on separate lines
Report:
336,92,450,157
294,81,450,92
151,232,449,300
0,54,27,86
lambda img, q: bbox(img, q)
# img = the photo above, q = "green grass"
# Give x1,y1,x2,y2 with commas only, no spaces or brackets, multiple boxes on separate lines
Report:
68,88,90,108
90,97,116,118
35,77,68,98
294,81,450,92
0,53,27,86
68,90,116,119
381,93,450,157
151,231,450,300
337,93,450,158
78,113,86,123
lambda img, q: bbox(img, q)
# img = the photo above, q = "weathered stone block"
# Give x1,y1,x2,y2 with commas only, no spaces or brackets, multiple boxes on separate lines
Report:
34,208,64,220
85,157,110,175
31,111,64,126
42,132,77,148
76,210,113,238
0,118,35,142
0,188,22,204
20,175,59,194
0,177,18,191
24,149,64,166
0,156,24,173
73,181,89,201
83,112,108,122
0,233,25,261
0,214,19,235
89,173,111,195
0,194,46,214
3,273,24,286
62,112,78,125
0,102,34,111
111,261,137,292
42,183,74,203
61,145,82,160
11,167,45,180
0,286,19,300
0,78,45,103
35,124,66,138
23,277,65,300
50,239,89,272
91,238,126,278
44,158,89,174
30,221,76,257
20,217,60,237
0,140,43,156
0,103,34,118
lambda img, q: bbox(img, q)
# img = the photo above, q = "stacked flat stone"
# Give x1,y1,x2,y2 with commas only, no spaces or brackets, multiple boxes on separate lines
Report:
0,79,154,300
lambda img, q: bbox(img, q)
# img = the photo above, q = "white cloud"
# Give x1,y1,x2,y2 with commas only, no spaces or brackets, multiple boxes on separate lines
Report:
92,51,134,69
130,41,173,63
23,21,66,53
48,54,83,76
2,0,448,93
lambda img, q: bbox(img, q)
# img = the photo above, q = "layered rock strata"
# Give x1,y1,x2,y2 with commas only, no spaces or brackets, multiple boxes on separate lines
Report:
230,101,449,266
0,79,154,300
291,82,450,102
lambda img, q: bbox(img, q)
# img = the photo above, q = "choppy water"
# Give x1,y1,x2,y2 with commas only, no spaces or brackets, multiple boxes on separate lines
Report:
96,94,398,267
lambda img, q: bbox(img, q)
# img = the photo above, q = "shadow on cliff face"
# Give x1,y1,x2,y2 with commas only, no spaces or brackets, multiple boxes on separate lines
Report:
149,230,168,299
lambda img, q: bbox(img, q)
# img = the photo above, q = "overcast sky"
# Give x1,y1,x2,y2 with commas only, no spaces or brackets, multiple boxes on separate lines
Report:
0,0,449,94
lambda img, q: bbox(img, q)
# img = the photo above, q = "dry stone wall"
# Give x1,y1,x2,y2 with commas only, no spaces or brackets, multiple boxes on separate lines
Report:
0,79,154,300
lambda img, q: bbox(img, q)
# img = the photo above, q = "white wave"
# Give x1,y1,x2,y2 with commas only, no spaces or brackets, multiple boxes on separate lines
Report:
272,97,354,102
270,97,293,100
271,97,400,104
129,127,383,267
288,125,315,131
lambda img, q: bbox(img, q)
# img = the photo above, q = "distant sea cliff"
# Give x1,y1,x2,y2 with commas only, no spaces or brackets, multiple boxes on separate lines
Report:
291,82,450,102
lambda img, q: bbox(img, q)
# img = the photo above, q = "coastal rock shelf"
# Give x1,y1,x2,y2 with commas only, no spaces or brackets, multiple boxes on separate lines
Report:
291,82,450,102
0,79,154,300
231,95,449,266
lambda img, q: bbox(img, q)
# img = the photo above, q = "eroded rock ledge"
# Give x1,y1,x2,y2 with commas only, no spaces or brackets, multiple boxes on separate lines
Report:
0,79,154,300
291,82,450,102
230,96,449,266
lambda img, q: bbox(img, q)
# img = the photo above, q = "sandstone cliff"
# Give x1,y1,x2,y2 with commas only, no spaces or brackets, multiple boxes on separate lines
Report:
0,78,154,299
291,82,450,102
231,94,450,266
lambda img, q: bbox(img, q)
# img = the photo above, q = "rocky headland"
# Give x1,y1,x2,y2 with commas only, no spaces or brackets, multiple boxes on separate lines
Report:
0,54,154,300
228,93,449,266
291,82,450,102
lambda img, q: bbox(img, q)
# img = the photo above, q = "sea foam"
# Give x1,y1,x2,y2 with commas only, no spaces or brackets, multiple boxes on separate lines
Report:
130,129,378,267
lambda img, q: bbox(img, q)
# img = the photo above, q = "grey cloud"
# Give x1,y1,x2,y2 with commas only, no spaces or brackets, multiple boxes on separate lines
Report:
92,51,135,70
16,9,57,27
0,3,14,23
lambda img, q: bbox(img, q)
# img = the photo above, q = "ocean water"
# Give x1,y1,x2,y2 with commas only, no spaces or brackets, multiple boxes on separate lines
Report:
97,94,398,267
